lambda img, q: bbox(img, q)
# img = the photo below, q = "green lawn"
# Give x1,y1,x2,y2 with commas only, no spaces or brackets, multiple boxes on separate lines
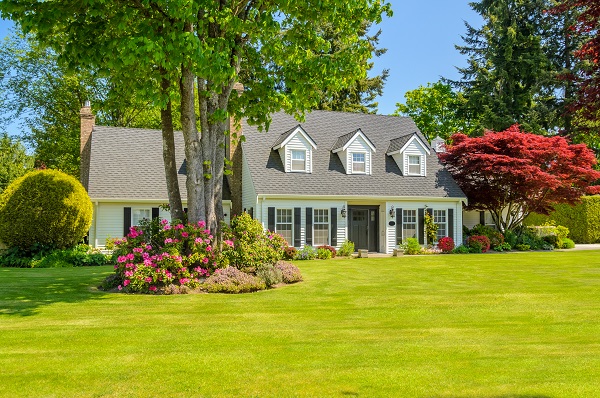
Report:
1,251,600,397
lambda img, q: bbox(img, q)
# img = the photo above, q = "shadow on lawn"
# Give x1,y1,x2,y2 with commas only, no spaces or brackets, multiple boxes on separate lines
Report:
0,267,111,317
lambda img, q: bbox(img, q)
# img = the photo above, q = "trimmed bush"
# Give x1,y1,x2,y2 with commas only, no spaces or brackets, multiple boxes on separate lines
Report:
317,245,337,258
437,237,455,253
338,240,355,257
0,169,92,251
524,196,600,243
317,248,332,260
467,235,491,253
515,244,530,251
203,267,266,293
452,245,470,254
0,244,109,268
403,238,422,255
275,261,303,283
562,238,575,249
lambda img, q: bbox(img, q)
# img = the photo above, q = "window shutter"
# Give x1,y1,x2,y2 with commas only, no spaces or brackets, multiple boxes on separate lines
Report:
396,207,403,245
249,207,254,219
448,209,454,240
305,207,313,246
418,208,425,245
123,207,131,237
152,207,160,220
330,207,337,247
294,207,301,247
479,211,485,225
268,207,275,232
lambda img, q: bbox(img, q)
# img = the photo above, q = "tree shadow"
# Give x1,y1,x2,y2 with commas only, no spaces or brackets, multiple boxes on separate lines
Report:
0,267,112,317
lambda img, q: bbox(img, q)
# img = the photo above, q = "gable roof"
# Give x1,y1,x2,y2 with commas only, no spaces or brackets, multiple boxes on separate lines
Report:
272,125,317,150
242,110,465,199
331,128,377,153
386,133,431,155
87,126,230,201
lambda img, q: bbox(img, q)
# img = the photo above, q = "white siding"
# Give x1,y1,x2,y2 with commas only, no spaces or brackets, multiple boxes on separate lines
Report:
241,153,257,216
258,199,347,249
391,152,404,174
384,200,464,253
403,140,427,176
281,134,313,173
345,136,372,175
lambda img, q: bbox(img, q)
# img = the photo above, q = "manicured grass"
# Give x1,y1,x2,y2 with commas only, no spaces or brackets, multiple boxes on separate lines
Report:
1,251,600,397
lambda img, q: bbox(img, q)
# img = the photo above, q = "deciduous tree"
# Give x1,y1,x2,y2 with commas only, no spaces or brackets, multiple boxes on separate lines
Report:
0,133,33,193
439,125,600,232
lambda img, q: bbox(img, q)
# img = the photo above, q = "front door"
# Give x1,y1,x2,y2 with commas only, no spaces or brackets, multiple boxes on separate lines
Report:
349,206,379,252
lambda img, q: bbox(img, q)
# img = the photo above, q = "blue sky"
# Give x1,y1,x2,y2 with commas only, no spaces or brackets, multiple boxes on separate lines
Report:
0,1,482,134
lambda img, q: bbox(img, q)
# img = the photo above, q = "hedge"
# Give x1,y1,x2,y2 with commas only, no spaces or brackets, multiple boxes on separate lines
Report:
524,196,600,243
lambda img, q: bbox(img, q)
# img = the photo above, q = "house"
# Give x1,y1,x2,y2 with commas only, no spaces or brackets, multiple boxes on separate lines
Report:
81,106,467,253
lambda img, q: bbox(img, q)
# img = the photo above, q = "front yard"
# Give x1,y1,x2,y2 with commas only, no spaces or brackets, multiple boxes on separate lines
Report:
1,251,600,397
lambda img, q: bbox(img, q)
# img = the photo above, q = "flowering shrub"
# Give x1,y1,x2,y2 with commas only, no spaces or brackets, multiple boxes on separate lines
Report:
468,224,504,247
467,235,491,253
437,237,455,253
108,218,217,293
317,245,337,258
203,267,266,293
296,245,317,260
275,261,303,283
283,247,297,260
221,213,285,269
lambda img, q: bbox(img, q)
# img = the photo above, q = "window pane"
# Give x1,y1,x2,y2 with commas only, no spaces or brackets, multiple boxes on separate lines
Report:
276,209,293,245
352,153,366,173
353,153,365,162
132,209,151,226
402,210,417,241
434,210,447,240
408,155,421,175
291,150,306,171
313,209,329,246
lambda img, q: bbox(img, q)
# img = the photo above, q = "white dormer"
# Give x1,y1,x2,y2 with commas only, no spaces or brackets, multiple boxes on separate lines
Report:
386,133,431,177
331,129,376,175
272,125,317,173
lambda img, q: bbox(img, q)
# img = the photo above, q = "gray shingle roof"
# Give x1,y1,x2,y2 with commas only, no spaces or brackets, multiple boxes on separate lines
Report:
331,128,376,152
271,124,316,149
387,133,417,154
88,126,231,201
241,110,466,199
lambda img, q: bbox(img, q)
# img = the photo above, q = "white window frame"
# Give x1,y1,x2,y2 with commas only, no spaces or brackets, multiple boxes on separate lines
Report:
407,155,421,176
351,152,366,174
313,209,330,246
132,208,151,226
290,149,306,172
402,209,417,242
433,209,447,241
276,208,293,246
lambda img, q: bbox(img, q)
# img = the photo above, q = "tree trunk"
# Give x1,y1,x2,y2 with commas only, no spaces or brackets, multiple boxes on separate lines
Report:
160,74,185,222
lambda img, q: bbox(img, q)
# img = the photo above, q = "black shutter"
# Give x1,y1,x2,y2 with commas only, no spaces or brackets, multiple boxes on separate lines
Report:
249,207,254,219
306,207,313,246
448,208,454,239
294,207,301,247
396,207,403,245
123,207,131,237
184,208,188,213
331,207,337,247
418,208,425,245
479,211,485,225
152,207,160,220
268,207,275,232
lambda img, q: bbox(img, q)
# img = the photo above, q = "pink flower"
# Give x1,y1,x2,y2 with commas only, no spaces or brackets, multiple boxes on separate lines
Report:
133,247,143,253
181,232,189,238
195,237,203,244
118,285,122,291
163,225,171,230
124,270,133,277
198,220,206,228
202,257,209,264
160,219,169,225
123,279,130,286
146,245,152,251
209,235,213,240
149,286,157,292
205,239,211,244
164,238,173,244
175,224,184,230
179,278,189,284
203,229,210,234
206,245,212,252
117,255,127,263
145,277,152,283
224,240,234,247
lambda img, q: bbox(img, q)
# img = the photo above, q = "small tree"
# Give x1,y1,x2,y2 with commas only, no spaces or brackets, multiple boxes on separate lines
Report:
439,124,600,232
424,211,438,246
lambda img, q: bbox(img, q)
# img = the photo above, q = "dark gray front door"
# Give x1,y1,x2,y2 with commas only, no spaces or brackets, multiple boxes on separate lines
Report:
349,206,378,252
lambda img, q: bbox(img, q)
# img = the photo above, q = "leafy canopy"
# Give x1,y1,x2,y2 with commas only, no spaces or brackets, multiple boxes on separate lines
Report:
439,125,600,232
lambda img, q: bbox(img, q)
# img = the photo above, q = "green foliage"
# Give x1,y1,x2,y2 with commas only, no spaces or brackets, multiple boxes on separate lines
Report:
0,244,108,268
467,224,505,247
0,134,33,193
424,211,438,246
515,244,531,251
338,240,355,257
451,245,471,254
317,245,337,258
221,213,285,269
394,81,469,140
274,261,303,284
255,264,284,288
0,169,92,250
524,196,600,243
493,242,512,252
296,245,318,261
203,267,266,294
403,238,422,255
504,230,519,248
317,248,332,260
283,246,297,260
562,238,575,249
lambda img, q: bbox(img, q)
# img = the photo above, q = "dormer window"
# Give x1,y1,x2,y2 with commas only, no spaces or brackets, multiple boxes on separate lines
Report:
291,150,306,172
352,153,366,173
408,155,421,175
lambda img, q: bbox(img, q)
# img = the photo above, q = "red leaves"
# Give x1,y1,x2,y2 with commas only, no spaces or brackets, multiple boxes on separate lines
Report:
439,125,600,218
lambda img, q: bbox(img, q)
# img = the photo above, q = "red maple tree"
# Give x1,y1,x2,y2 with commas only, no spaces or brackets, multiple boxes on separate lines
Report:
553,0,600,120
439,125,600,232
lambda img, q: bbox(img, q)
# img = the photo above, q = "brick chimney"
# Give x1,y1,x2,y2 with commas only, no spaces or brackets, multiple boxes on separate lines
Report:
228,83,244,216
80,101,95,190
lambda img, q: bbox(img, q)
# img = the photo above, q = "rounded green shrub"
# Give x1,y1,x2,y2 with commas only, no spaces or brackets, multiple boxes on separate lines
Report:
562,238,575,249
0,169,92,251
